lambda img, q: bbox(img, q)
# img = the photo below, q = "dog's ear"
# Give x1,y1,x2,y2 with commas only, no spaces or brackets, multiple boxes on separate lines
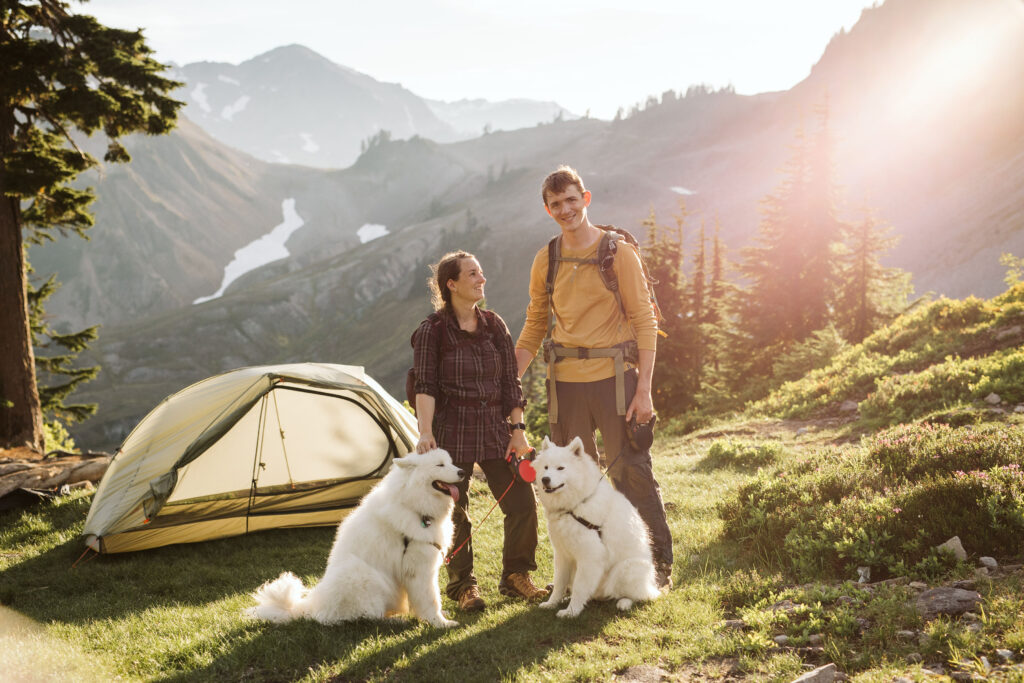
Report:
540,436,551,451
568,436,586,458
393,456,413,469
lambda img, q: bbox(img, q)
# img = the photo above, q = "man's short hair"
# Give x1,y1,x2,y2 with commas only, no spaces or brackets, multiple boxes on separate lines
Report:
542,165,586,205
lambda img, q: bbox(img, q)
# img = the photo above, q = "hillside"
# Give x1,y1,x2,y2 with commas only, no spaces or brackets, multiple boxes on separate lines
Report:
23,0,1024,449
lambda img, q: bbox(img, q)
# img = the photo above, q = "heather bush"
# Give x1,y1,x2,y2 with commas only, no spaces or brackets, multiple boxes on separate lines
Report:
701,439,783,470
720,423,1024,581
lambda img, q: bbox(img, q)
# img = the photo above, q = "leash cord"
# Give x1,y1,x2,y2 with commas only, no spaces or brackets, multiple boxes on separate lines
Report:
444,476,516,565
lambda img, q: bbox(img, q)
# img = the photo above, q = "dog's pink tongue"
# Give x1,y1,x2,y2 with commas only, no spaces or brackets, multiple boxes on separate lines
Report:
445,483,459,503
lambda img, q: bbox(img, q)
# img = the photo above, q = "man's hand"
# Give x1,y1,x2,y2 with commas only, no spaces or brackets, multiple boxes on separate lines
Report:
626,387,655,424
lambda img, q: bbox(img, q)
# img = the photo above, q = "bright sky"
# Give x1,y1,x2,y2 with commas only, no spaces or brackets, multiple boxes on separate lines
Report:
83,0,879,119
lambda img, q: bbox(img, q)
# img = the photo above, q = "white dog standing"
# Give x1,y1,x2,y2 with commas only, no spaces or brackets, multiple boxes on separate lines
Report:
533,436,661,618
246,448,464,628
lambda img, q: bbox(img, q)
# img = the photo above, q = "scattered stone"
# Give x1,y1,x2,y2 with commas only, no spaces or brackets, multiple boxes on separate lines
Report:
996,649,1014,664
1015,405,1024,414
856,566,871,583
896,630,917,640
894,677,914,683
906,653,924,664
770,599,798,613
995,325,1023,341
984,392,1002,405
808,633,824,646
789,663,836,683
988,407,1006,415
967,622,983,634
916,587,982,619
979,556,998,569
924,664,946,676
836,595,855,606
936,536,968,561
979,656,991,672
950,672,974,682
796,427,810,436
833,672,850,682
962,612,980,622
952,579,977,590
839,400,858,412
722,619,746,631
774,634,790,646
616,664,671,682
975,567,990,578
855,618,871,631
909,581,929,591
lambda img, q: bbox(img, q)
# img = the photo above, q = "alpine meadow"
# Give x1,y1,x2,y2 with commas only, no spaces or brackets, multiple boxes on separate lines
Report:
3,0,1024,681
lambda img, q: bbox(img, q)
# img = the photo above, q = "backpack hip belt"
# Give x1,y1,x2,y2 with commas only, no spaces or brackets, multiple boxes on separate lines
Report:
544,340,638,423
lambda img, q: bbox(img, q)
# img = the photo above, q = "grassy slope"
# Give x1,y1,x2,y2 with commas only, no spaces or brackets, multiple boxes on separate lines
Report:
3,286,1024,681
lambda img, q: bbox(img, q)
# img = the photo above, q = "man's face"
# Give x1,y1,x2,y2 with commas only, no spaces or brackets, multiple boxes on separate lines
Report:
544,187,591,233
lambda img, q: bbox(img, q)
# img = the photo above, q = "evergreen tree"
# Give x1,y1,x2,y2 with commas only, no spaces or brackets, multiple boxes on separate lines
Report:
735,104,846,376
835,202,912,343
28,267,98,424
1,1,182,449
643,205,700,414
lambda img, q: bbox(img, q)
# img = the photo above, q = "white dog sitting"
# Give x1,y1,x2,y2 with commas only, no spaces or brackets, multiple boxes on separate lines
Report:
533,436,661,618
246,448,464,628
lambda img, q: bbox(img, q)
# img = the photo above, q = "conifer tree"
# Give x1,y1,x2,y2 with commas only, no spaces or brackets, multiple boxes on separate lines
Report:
735,104,846,375
642,205,700,414
1,1,182,450
835,203,911,343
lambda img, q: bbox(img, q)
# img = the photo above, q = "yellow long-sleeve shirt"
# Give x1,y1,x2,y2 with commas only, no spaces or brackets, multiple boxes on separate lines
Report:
516,231,659,383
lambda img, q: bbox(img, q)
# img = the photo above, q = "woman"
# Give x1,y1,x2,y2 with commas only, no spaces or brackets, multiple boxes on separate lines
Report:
412,250,548,612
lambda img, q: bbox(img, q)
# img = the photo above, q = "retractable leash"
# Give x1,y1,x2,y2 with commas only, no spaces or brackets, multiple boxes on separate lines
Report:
444,448,536,565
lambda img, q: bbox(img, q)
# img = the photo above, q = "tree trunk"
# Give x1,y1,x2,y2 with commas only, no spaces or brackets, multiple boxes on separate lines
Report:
0,105,44,453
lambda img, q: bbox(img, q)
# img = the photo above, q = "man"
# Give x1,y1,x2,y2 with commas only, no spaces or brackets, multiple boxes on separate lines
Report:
515,165,674,589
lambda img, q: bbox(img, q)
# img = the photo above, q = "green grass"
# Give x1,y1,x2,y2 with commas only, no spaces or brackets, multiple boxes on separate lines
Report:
3,421,1023,681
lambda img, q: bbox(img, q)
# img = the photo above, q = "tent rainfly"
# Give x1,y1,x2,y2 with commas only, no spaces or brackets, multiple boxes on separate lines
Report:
83,364,417,554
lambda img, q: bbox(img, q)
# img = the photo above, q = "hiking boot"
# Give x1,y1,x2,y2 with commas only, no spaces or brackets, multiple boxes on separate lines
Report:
457,585,486,612
499,572,550,601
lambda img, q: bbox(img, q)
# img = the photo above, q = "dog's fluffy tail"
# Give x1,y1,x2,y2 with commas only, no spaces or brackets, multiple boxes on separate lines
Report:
245,571,310,622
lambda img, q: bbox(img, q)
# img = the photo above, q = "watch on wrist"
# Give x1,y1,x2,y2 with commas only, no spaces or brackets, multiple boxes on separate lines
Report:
510,422,527,432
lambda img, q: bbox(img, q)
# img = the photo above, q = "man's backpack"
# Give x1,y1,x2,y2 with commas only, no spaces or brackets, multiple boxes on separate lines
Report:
545,225,664,337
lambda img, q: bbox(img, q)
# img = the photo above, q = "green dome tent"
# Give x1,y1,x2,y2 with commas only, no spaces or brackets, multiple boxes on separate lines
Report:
83,364,417,554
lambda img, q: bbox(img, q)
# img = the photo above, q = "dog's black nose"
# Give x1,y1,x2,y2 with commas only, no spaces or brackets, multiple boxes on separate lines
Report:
541,476,550,486
456,469,466,479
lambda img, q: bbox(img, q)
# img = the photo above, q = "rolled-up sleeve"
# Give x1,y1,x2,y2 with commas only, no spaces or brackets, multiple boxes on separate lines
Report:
412,318,442,399
616,244,659,352
490,312,527,414
515,247,550,357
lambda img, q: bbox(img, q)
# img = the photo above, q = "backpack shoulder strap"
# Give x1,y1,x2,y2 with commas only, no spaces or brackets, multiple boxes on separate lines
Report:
545,236,561,340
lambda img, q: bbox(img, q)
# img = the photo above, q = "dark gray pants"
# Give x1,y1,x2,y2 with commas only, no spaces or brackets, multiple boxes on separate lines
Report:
549,370,674,571
445,457,539,600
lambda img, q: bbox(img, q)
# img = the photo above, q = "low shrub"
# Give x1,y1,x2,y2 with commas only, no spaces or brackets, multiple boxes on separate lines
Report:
720,424,1024,581
702,439,783,470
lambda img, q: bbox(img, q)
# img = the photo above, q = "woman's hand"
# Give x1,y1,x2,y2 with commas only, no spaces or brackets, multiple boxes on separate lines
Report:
416,431,437,454
506,428,530,459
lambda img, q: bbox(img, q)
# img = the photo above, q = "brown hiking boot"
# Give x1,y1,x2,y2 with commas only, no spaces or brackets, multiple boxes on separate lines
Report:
499,572,550,602
457,585,485,612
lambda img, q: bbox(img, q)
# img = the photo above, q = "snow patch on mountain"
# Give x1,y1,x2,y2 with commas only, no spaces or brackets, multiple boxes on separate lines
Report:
300,133,319,153
218,74,240,86
670,186,696,195
190,83,211,113
357,224,389,244
193,198,305,304
221,95,251,121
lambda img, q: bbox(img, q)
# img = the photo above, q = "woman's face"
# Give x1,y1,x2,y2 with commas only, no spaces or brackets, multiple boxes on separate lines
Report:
448,257,486,304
